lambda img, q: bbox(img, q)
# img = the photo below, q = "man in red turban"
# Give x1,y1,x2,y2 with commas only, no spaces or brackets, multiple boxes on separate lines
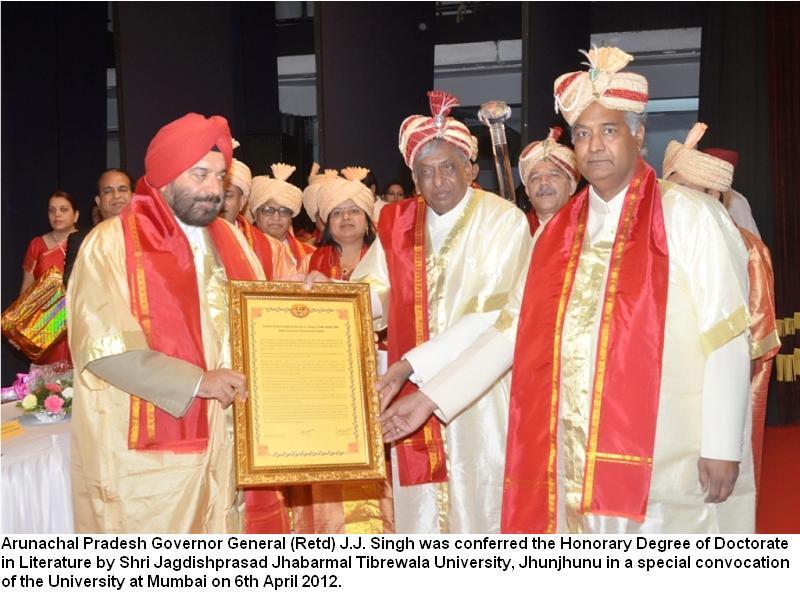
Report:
67,113,290,533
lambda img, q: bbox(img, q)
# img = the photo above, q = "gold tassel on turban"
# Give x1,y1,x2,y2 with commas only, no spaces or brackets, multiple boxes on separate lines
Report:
398,90,473,168
302,163,339,223
316,167,375,224
554,47,648,126
662,123,734,192
518,127,580,194
248,163,303,220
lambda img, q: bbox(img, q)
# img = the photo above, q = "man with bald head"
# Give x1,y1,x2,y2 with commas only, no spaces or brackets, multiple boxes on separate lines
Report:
67,113,289,533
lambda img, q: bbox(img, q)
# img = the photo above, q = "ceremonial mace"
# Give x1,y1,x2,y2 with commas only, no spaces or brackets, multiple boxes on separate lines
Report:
478,100,516,203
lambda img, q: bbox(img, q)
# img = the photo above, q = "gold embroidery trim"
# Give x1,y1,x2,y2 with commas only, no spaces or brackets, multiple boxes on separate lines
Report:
699,305,749,356
146,402,156,441
126,211,152,446
581,178,640,513
547,209,587,532
436,427,450,534
595,452,653,465
413,196,427,345
751,329,781,360
129,396,140,446
462,292,510,315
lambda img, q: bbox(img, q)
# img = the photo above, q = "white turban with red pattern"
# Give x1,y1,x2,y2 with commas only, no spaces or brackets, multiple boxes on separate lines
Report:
398,91,473,168
518,127,580,194
554,47,648,126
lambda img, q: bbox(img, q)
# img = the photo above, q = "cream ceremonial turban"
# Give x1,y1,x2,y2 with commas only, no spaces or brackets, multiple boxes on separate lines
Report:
249,163,303,218
554,47,648,126
224,159,252,198
663,123,734,193
398,90,473,168
316,167,376,224
518,127,580,194
302,163,340,223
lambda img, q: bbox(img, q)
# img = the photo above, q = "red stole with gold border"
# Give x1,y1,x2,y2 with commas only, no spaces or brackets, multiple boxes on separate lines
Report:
122,183,258,452
378,197,448,485
503,159,669,532
235,215,274,280
285,231,315,266
308,244,368,281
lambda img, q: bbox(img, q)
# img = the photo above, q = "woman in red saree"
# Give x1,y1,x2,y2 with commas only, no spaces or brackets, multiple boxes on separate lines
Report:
19,191,79,364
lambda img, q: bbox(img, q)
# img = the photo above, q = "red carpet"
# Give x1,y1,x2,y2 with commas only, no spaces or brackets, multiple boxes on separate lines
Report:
756,424,800,533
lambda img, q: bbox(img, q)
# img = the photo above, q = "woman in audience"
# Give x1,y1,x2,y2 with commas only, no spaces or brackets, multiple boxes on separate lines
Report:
382,181,407,202
308,168,376,281
19,190,79,363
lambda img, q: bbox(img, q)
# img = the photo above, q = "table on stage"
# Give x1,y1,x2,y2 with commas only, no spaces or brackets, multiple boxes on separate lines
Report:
1,401,74,533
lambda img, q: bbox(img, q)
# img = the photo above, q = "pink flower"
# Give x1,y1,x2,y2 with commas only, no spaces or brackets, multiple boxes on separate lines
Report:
45,382,63,393
44,395,64,413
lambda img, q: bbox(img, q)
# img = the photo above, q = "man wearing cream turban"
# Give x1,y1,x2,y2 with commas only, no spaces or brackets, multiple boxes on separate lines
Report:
310,90,532,534
219,157,296,279
221,158,252,223
382,50,754,535
67,113,291,533
518,126,579,236
249,163,314,272
665,123,780,498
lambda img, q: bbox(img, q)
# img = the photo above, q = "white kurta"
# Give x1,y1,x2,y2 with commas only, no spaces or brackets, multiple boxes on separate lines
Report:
353,188,532,533
419,180,755,533
724,189,761,240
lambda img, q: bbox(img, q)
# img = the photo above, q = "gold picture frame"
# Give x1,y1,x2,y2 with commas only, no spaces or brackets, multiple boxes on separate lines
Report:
229,280,386,486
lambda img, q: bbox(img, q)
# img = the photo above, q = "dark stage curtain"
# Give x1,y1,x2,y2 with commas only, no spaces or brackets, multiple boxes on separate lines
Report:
766,2,800,421
1,3,107,384
699,3,772,247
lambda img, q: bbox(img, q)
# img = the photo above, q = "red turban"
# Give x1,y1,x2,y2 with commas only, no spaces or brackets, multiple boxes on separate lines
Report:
144,113,233,188
702,148,740,170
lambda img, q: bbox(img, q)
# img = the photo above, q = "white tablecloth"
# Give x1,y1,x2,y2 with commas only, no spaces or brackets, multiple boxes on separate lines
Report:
1,402,74,533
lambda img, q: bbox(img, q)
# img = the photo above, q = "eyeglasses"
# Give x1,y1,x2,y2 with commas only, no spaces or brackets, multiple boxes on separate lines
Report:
257,206,293,218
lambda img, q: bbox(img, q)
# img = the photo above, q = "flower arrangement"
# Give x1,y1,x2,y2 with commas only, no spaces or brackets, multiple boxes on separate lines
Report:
13,362,73,422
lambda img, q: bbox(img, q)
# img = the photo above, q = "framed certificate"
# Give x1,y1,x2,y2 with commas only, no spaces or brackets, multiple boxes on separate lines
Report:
229,280,386,486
